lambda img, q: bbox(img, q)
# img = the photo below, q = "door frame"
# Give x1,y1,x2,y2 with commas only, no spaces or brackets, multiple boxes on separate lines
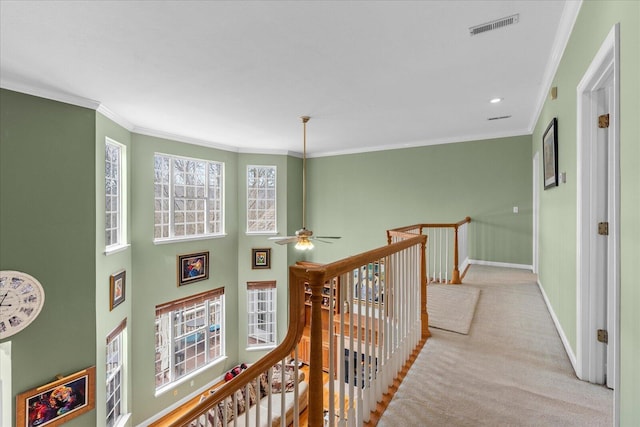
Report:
575,21,620,416
532,152,540,275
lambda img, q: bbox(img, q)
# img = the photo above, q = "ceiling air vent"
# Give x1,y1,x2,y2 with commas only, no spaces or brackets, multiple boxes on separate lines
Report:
470,14,519,36
487,115,512,121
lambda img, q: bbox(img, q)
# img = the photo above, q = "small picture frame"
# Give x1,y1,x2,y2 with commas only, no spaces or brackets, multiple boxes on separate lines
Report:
543,117,559,189
16,366,96,427
178,251,210,286
252,248,271,269
109,270,126,311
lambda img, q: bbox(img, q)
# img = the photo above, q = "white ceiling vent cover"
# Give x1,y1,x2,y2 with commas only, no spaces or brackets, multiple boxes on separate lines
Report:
470,14,519,36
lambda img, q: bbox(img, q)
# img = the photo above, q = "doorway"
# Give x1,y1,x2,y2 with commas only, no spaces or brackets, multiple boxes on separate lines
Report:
576,22,619,398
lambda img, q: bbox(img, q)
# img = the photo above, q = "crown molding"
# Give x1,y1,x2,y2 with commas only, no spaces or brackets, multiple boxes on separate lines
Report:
0,78,100,110
96,104,134,131
528,0,583,133
307,129,532,158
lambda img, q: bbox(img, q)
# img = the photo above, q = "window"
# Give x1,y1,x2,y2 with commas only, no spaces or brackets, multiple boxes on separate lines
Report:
154,289,224,390
106,319,126,427
247,281,277,347
105,138,126,249
247,166,276,233
154,154,224,241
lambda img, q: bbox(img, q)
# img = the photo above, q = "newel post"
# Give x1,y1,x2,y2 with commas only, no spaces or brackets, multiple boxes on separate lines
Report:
421,234,431,339
450,224,462,284
307,270,325,427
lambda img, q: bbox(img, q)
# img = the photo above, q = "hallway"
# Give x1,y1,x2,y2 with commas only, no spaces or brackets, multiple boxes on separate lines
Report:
378,265,612,426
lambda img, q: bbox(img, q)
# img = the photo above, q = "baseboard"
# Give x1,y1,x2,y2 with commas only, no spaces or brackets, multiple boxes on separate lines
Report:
536,279,578,373
468,259,533,271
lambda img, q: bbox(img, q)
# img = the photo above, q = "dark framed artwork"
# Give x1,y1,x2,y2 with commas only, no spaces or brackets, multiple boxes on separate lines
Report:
109,270,126,311
251,248,271,269
177,251,210,286
16,366,96,427
543,117,559,189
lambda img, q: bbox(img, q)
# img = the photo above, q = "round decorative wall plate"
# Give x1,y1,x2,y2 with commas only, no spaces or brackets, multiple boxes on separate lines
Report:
0,270,45,339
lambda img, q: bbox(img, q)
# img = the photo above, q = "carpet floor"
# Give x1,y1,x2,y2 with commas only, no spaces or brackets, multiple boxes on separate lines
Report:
427,284,480,334
378,265,613,426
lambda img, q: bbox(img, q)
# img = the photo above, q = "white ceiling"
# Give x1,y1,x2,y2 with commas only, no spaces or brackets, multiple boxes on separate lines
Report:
0,1,578,157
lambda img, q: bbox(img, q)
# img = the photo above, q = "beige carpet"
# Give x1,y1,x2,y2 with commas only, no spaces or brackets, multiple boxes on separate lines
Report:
427,284,480,334
379,265,613,427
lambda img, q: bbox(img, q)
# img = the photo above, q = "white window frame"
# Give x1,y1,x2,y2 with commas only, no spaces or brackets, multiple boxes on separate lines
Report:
154,289,225,391
246,165,277,234
105,138,127,252
154,153,225,243
247,281,277,348
106,320,127,427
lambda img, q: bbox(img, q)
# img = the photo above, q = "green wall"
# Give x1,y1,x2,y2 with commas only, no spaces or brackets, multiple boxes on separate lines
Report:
236,154,298,363
129,134,240,423
0,89,97,426
305,135,533,266
95,112,133,425
533,1,639,425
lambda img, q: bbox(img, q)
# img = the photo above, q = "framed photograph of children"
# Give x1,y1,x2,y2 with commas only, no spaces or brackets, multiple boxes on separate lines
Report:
543,117,559,189
177,251,210,286
16,366,96,427
252,248,271,269
109,270,126,311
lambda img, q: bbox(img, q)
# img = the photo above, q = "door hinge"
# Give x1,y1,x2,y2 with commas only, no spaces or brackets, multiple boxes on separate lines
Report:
598,114,610,128
598,222,609,236
597,329,608,344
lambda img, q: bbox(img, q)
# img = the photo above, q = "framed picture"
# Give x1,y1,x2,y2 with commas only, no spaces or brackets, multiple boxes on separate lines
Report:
543,117,559,189
109,270,126,311
251,248,271,269
177,251,210,286
16,366,96,427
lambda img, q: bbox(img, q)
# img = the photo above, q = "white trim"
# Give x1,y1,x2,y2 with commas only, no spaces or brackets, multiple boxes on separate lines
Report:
0,342,11,427
104,243,131,256
529,0,583,133
537,279,578,372
575,23,619,421
0,79,100,110
307,129,531,158
144,369,227,426
468,259,533,271
459,256,470,276
97,105,134,131
153,233,227,245
533,152,540,274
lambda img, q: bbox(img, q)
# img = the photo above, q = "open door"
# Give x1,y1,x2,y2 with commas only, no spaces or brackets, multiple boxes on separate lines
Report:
576,24,619,395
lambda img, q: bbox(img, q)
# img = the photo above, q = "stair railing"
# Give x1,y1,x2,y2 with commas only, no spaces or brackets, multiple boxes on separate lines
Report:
297,233,427,427
388,217,471,284
168,233,428,427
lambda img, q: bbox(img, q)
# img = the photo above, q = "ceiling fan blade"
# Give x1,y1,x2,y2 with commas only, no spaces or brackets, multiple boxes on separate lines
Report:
269,236,299,245
314,238,335,244
315,236,342,239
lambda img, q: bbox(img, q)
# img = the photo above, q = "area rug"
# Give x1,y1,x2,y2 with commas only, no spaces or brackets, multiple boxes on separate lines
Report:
427,284,480,334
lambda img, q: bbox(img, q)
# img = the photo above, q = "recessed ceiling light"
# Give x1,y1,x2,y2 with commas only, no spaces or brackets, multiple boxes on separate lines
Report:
490,97,503,104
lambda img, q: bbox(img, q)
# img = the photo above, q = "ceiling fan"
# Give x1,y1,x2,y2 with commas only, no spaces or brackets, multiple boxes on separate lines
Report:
269,116,341,250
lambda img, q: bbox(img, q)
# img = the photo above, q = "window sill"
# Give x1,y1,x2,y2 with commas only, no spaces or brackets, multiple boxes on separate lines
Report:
154,234,227,245
104,244,130,256
113,412,131,427
246,344,277,352
154,356,228,397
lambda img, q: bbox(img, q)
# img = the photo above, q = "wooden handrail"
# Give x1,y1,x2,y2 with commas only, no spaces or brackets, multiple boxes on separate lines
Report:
293,234,427,427
169,233,429,427
168,270,307,426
